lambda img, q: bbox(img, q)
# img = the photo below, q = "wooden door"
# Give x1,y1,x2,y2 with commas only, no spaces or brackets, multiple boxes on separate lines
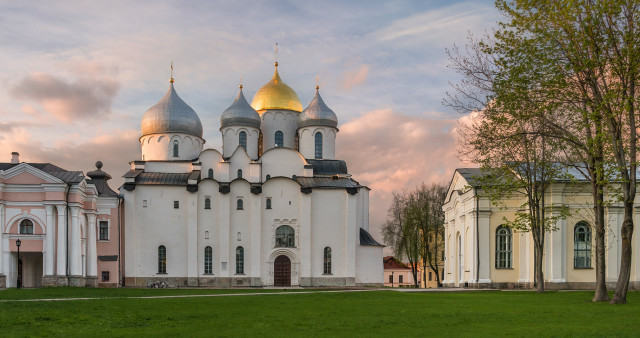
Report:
274,255,291,287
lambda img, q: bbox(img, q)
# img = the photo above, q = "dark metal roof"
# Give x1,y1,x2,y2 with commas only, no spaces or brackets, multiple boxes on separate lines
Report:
456,168,487,187
360,228,384,247
136,172,191,185
123,169,143,178
295,176,361,189
305,159,348,175
0,162,85,184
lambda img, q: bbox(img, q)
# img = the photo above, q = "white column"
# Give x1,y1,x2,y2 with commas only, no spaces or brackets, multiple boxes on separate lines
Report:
0,203,4,276
249,192,261,282
606,207,622,282
518,232,530,283
186,192,197,283
45,205,55,276
56,204,67,275
547,216,567,283
345,192,357,285
218,190,230,277
477,211,492,283
86,213,97,277
69,206,81,276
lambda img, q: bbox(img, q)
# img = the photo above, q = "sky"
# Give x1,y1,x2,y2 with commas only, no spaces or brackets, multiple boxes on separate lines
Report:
0,0,501,245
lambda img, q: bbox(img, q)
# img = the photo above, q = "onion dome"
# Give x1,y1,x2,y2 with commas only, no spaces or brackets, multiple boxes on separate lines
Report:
251,62,303,112
298,86,338,129
220,85,261,128
141,79,203,138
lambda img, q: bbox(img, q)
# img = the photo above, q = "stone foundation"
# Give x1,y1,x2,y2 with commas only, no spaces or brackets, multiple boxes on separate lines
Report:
0,275,5,289
42,276,68,287
98,282,119,288
85,277,98,288
68,276,85,287
299,277,356,287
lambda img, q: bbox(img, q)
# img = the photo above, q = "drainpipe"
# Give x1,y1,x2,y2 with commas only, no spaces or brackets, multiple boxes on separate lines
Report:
475,186,480,284
117,194,123,287
65,183,71,278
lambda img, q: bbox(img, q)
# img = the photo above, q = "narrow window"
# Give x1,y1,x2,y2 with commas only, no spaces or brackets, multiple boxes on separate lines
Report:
237,199,244,210
101,271,109,282
399,275,404,284
237,169,243,179
236,246,244,274
204,246,213,274
237,232,242,241
266,198,272,209
174,201,179,209
495,225,512,269
275,225,295,247
19,219,33,235
389,274,393,284
239,131,247,149
574,222,592,268
204,197,211,210
429,271,432,281
143,200,148,207
275,131,283,147
323,247,332,274
208,168,213,179
158,245,167,274
99,221,109,241
173,140,179,157
315,132,323,159
265,174,271,180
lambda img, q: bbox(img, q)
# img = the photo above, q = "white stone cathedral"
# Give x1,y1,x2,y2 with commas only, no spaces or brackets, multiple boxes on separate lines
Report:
122,62,383,287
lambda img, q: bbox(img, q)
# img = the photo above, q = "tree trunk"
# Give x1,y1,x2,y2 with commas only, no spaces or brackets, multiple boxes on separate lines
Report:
611,206,634,304
534,241,545,293
592,182,609,302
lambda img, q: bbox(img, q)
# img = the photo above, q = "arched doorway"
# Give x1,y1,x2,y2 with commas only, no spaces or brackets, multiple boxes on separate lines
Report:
274,255,291,287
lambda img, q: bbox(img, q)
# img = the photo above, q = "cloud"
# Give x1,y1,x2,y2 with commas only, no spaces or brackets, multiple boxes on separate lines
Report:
10,72,119,122
336,109,464,245
341,64,369,90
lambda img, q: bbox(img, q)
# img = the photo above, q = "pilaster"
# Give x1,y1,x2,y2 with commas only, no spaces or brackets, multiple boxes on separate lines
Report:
86,212,97,277
44,204,56,276
56,204,67,275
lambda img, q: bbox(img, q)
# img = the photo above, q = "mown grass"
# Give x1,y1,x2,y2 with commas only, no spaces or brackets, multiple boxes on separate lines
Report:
0,289,638,337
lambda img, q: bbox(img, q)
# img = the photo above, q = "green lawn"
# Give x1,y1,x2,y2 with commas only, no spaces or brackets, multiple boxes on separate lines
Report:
0,288,638,337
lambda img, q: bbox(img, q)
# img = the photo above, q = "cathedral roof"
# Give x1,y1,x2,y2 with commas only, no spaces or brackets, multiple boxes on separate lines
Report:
251,62,303,112
298,87,338,129
140,80,203,138
220,86,261,129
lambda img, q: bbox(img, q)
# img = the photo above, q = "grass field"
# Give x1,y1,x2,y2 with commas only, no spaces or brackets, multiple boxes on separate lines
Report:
1,288,639,337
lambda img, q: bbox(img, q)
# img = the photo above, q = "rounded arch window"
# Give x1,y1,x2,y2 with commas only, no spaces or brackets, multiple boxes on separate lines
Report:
208,168,213,179
239,131,247,149
204,197,211,210
323,247,332,274
574,222,592,268
275,225,295,247
275,131,284,147
20,219,34,234
173,140,179,157
237,169,243,179
315,132,323,159
204,246,213,274
237,199,244,210
495,225,512,269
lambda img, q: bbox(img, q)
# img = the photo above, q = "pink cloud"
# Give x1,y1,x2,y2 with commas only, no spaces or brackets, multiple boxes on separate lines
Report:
336,109,463,245
341,64,369,90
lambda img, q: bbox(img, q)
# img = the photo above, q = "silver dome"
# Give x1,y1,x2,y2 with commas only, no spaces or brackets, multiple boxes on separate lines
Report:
220,86,261,129
298,88,338,129
141,82,203,138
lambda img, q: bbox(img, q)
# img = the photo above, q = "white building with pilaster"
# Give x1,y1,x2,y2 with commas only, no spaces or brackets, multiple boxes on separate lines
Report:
443,168,640,289
122,62,383,287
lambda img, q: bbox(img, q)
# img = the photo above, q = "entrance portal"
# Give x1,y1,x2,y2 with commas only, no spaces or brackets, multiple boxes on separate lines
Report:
18,252,43,288
274,255,291,287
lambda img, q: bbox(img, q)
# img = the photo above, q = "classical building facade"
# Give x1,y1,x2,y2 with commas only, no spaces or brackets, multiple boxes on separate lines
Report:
122,62,383,287
443,168,640,289
0,153,121,288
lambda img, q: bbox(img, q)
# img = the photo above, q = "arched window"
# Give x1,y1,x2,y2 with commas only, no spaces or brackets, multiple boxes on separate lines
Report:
266,174,271,180
495,226,512,269
236,246,244,274
208,168,213,179
20,219,34,234
275,225,295,247
266,198,272,209
173,141,179,157
158,245,167,274
204,246,213,274
237,199,244,210
237,232,242,241
275,131,283,147
237,169,242,179
324,247,332,274
204,197,211,209
239,131,247,149
315,132,323,159
574,222,592,268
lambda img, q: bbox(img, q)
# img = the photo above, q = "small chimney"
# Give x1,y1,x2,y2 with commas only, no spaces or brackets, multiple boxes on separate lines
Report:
10,152,19,164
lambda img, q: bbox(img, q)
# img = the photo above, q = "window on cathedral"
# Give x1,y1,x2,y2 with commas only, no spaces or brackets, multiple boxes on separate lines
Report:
239,131,247,150
574,222,592,269
204,246,213,274
174,201,179,209
323,247,332,275
205,197,211,210
158,245,167,274
102,271,109,282
237,232,242,241
275,131,283,147
266,198,272,209
99,221,109,241
315,132,323,159
495,225,512,269
208,168,213,179
19,219,33,235
237,169,243,179
237,199,244,210
236,246,244,274
173,141,179,157
266,174,271,180
275,225,295,247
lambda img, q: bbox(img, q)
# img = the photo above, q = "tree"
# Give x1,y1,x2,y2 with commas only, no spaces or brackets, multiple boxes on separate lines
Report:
382,191,420,287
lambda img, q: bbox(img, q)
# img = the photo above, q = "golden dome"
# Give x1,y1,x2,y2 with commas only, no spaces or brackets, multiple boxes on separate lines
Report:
251,62,302,112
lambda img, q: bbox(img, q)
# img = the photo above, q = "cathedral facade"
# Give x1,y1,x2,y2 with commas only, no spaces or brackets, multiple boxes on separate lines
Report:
121,62,383,287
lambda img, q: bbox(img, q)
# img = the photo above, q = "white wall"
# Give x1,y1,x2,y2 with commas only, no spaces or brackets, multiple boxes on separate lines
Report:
141,133,204,161
298,127,337,160
260,110,299,152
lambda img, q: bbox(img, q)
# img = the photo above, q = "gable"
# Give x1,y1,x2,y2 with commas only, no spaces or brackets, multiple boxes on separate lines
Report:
1,163,65,184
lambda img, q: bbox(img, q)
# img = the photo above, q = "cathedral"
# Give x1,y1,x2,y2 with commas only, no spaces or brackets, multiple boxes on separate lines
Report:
121,62,383,287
